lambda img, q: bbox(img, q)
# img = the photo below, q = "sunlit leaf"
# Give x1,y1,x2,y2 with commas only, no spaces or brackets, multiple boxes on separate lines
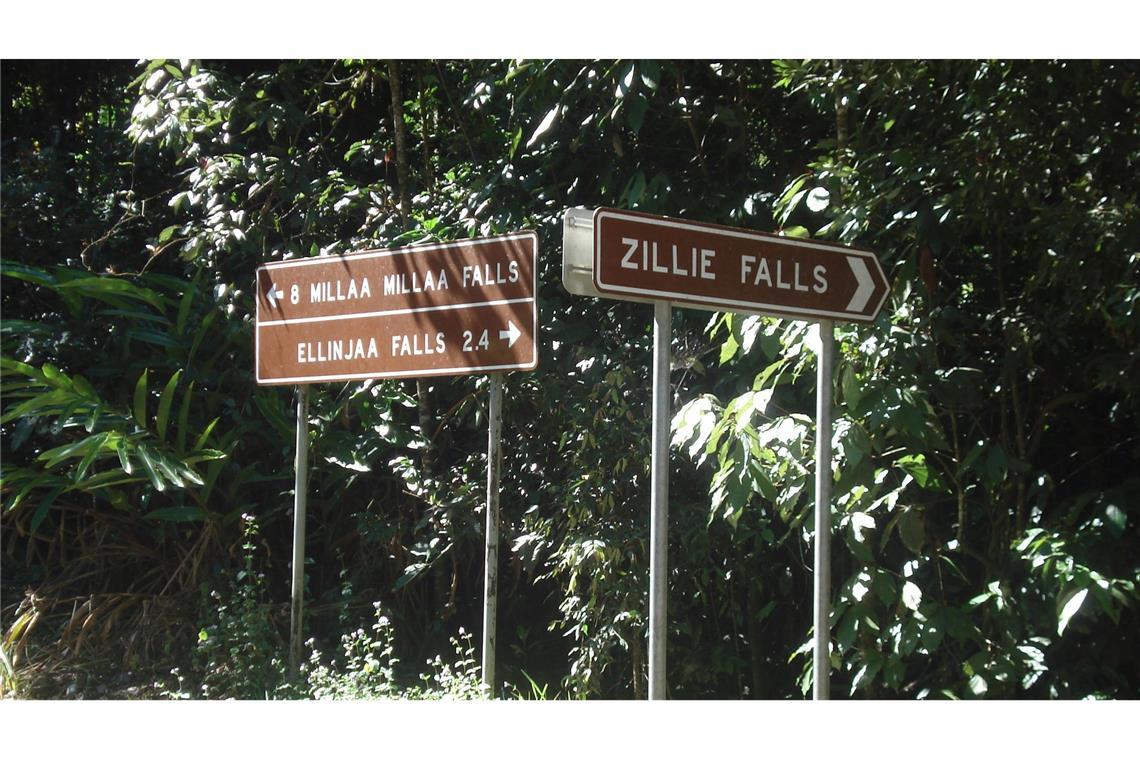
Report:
902,581,922,611
806,187,830,212
526,106,560,148
1058,588,1088,635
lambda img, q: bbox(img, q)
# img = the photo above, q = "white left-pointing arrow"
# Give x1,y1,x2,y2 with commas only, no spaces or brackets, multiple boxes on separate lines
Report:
846,257,874,313
266,285,285,308
499,320,521,348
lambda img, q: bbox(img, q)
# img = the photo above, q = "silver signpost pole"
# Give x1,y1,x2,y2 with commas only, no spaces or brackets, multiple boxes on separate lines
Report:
290,384,310,672
482,373,504,695
813,321,834,700
649,301,671,700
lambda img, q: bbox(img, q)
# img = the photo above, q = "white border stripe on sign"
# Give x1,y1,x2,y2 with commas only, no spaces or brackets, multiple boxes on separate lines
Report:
257,296,536,328
258,232,537,271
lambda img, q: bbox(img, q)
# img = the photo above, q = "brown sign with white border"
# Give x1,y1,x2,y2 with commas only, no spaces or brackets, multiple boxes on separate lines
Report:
255,233,537,385
592,208,888,322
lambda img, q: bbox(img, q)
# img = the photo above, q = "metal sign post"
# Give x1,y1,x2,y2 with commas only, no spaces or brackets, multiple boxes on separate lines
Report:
289,384,310,671
481,373,504,694
648,301,671,700
813,321,834,700
258,232,540,680
563,207,886,701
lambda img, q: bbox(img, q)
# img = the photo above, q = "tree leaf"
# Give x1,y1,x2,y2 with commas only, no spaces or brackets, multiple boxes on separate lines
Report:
115,437,133,474
30,485,65,533
192,417,220,452
156,369,182,442
806,187,830,212
899,509,925,554
0,258,57,287
896,454,930,488
850,654,882,695
133,369,149,428
719,333,739,365
1104,503,1126,536
1058,587,1088,635
616,63,635,98
157,224,180,243
640,60,661,90
850,512,875,543
55,276,165,310
626,95,648,134
902,581,922,611
136,446,165,492
74,432,111,482
176,461,205,486
526,106,560,148
38,436,98,467
176,381,195,453
152,452,185,488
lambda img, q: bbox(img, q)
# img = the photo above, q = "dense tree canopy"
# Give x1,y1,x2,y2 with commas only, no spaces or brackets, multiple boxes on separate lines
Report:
1,59,1137,700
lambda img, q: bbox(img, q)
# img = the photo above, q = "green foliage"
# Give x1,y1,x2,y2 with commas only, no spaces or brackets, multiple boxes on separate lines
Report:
673,60,1140,699
305,604,403,700
189,515,294,699
164,521,485,700
305,609,485,700
0,638,16,697
3,58,1137,701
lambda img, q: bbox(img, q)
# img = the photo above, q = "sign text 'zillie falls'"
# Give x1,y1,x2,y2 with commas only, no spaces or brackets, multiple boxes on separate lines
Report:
564,207,888,322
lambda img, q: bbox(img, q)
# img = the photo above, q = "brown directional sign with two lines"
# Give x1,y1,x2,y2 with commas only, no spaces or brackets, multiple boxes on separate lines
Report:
592,208,888,322
255,233,538,385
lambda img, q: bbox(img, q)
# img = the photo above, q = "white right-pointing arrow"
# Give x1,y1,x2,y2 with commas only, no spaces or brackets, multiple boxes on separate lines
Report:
499,320,521,348
846,257,874,313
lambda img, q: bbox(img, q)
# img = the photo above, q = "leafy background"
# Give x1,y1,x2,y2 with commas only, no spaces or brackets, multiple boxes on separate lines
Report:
1,59,1137,699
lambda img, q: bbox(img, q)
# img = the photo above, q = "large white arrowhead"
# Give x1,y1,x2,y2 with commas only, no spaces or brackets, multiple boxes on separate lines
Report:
846,257,874,313
499,320,521,348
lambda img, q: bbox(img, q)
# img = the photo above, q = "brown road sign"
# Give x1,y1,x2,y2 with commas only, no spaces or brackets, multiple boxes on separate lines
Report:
592,208,889,322
255,232,537,385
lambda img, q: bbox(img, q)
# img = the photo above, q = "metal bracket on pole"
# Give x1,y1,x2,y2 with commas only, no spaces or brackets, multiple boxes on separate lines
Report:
813,321,834,700
290,384,310,672
482,373,504,696
648,301,671,700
